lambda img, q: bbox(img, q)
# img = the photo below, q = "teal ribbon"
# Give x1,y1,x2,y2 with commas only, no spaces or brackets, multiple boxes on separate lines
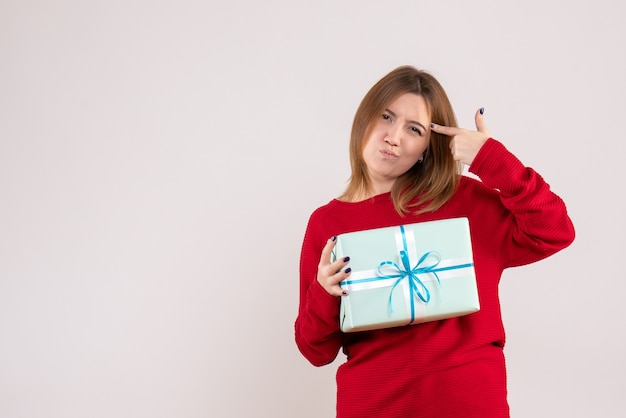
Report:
378,225,442,323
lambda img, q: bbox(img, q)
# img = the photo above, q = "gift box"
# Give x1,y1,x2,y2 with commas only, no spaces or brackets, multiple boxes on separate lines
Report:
332,217,480,332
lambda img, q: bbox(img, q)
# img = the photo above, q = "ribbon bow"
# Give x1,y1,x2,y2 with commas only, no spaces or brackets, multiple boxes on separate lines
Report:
377,225,442,324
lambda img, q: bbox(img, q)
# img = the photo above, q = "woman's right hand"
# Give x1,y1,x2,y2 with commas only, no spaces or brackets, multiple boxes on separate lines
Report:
316,236,352,297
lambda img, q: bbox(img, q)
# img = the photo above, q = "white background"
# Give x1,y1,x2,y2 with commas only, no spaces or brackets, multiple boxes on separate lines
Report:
1,1,623,417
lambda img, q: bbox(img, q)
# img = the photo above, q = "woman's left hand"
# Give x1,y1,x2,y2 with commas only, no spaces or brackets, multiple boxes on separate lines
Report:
430,108,490,166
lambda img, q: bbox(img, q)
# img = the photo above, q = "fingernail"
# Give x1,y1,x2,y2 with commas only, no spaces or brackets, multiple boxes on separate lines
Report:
344,267,352,273
341,290,347,296
343,256,350,262
331,236,337,242
430,123,435,129
479,107,484,115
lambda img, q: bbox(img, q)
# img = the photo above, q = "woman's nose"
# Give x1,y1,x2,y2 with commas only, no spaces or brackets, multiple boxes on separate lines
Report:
384,127,402,145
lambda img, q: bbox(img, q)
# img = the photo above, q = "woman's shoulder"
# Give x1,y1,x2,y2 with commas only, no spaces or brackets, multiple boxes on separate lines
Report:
305,192,400,236
308,197,342,216
305,198,345,229
438,174,504,217
311,192,393,217
456,173,499,199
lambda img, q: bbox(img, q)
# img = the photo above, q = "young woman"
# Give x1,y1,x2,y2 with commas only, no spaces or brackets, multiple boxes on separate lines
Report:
294,65,575,417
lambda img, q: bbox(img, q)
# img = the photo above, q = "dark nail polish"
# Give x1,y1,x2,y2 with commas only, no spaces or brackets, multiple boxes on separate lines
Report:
345,267,352,273
331,236,337,241
430,123,435,129
341,290,347,296
479,107,484,115
343,256,350,262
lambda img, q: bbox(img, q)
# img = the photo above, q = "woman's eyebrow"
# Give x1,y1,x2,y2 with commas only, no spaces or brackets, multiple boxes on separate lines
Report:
386,108,427,131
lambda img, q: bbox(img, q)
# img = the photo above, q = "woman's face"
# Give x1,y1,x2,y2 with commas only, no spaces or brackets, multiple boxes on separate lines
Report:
361,93,431,194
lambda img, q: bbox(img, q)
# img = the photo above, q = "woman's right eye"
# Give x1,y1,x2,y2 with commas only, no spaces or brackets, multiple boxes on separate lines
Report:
381,114,391,121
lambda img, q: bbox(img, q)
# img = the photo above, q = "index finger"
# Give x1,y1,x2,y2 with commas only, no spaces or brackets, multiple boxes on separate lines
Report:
319,236,338,265
430,123,463,137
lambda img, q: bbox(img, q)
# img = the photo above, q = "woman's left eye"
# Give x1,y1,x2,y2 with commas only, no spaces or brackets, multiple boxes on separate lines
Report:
410,126,423,136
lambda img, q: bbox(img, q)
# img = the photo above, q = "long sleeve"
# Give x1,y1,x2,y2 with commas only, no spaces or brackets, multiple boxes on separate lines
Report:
294,211,344,366
467,138,575,268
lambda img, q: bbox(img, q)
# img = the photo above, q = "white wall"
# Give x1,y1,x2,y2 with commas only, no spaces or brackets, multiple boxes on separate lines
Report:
1,1,623,417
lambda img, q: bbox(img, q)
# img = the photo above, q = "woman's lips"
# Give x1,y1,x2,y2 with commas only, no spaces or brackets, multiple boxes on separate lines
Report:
380,149,398,159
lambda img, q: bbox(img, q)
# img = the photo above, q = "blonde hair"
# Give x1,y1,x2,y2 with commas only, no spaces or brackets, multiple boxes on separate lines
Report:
339,65,462,215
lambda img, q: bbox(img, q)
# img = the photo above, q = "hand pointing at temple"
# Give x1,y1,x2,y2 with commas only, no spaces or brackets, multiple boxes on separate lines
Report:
430,108,490,166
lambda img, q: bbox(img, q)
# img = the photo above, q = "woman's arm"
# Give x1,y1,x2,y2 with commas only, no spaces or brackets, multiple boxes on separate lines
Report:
294,216,350,366
432,109,575,267
468,138,575,267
